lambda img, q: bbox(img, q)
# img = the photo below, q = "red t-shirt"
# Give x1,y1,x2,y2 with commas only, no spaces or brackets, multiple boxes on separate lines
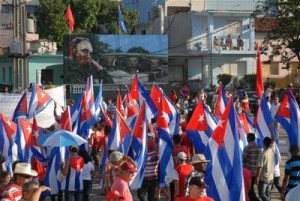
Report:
243,168,252,201
111,176,132,201
176,196,214,201
176,163,194,197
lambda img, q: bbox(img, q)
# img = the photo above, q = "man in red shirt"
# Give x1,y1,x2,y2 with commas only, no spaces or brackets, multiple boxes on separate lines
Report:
111,161,137,201
2,163,38,201
176,176,214,201
175,152,194,198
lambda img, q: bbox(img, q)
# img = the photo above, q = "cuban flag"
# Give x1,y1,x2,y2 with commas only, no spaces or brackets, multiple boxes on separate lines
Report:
255,95,279,144
275,88,300,148
12,91,28,122
100,109,132,174
150,83,180,135
238,112,255,135
15,118,33,162
57,106,72,131
85,76,96,117
27,84,53,119
205,98,245,201
186,100,217,153
71,92,83,133
107,108,132,154
130,75,158,118
129,101,148,189
43,147,66,196
116,90,125,116
156,95,178,187
0,112,17,172
94,80,103,119
124,91,139,129
31,116,46,162
213,83,228,119
78,92,95,138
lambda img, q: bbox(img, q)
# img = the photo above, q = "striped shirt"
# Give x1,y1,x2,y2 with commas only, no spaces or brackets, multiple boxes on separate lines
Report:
1,183,22,201
144,150,159,179
284,155,300,193
243,141,261,176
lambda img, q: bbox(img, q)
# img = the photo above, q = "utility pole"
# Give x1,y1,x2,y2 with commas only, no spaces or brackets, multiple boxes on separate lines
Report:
12,0,28,91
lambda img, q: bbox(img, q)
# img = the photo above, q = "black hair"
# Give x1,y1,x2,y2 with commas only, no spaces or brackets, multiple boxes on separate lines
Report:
173,135,181,144
263,137,272,148
247,133,256,141
78,149,92,164
104,125,111,135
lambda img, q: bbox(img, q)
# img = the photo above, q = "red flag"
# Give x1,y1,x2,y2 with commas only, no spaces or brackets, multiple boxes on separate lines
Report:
116,90,125,116
64,4,74,31
256,43,264,98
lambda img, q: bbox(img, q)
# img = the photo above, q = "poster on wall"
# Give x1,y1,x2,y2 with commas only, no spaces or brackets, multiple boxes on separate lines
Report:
63,34,168,85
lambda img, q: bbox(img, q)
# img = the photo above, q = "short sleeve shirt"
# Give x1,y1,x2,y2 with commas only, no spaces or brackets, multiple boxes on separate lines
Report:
111,176,132,201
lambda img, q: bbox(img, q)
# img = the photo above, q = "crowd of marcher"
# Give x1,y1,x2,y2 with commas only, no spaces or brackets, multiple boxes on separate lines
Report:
0,82,300,201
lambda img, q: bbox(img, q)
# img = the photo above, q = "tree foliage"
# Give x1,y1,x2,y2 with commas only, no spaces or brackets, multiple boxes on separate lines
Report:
254,0,300,66
35,0,138,49
217,74,232,87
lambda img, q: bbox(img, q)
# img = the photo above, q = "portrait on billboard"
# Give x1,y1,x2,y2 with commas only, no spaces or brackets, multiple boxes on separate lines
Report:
63,34,168,85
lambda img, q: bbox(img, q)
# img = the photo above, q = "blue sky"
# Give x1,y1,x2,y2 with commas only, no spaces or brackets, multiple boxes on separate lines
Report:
99,35,168,54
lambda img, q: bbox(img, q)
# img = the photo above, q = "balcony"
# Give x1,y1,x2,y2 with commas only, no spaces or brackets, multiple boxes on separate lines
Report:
187,36,255,54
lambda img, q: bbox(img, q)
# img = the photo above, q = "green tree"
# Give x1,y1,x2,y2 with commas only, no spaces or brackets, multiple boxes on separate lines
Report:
217,74,232,87
35,0,138,48
254,0,300,67
91,0,138,34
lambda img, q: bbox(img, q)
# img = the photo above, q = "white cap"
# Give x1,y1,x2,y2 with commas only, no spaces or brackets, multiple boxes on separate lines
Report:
177,151,187,160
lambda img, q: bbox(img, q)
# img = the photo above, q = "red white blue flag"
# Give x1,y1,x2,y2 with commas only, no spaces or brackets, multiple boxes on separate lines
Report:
27,84,53,119
205,98,245,201
12,91,28,122
186,100,217,153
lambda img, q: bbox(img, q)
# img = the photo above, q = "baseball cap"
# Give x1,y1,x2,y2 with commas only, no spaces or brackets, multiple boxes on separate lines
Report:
189,176,208,188
177,151,187,160
106,190,124,200
120,161,137,173
76,40,93,52
191,154,210,164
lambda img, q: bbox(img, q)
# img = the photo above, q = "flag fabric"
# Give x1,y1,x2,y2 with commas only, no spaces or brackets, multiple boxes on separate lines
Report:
129,101,148,189
156,95,178,187
12,91,28,122
238,112,254,135
124,91,139,130
275,88,300,148
57,106,72,131
78,92,95,138
71,92,83,133
43,147,66,196
27,84,53,119
94,80,103,119
64,4,74,31
118,8,127,33
256,44,264,98
186,100,217,153
31,116,46,162
213,83,228,118
130,75,158,119
15,118,33,162
0,112,17,172
107,108,132,154
205,98,245,201
150,83,180,135
116,90,125,116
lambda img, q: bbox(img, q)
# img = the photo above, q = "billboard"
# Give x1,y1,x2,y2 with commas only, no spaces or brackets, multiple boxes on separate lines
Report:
63,34,168,84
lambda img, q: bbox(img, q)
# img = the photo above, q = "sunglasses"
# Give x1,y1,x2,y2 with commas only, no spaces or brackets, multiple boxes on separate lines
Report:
20,174,32,179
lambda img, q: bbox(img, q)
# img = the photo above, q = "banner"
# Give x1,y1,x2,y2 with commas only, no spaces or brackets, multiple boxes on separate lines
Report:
0,85,66,128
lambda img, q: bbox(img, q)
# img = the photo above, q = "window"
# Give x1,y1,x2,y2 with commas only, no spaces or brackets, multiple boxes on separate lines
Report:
262,62,279,76
1,5,12,13
227,20,242,37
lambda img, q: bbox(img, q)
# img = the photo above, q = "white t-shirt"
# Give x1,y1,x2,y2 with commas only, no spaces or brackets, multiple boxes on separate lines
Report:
82,161,95,181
